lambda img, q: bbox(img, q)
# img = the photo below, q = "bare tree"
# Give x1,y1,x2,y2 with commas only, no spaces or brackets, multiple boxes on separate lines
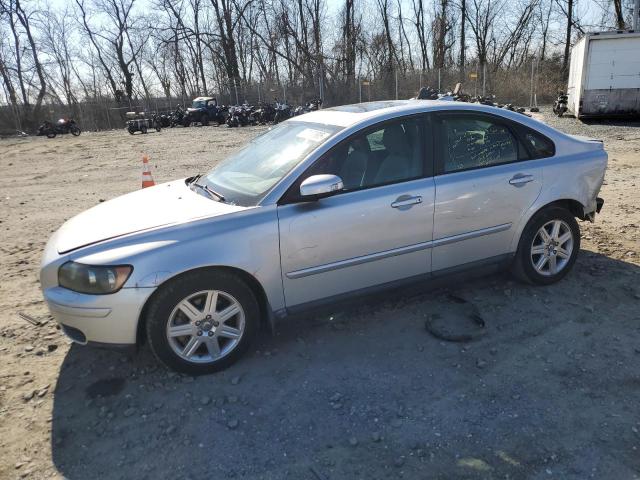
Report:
433,0,455,69
562,0,573,72
459,0,466,79
0,0,47,125
411,0,431,70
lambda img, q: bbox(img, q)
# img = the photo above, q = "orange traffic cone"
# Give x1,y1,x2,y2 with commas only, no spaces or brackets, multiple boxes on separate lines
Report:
141,155,155,188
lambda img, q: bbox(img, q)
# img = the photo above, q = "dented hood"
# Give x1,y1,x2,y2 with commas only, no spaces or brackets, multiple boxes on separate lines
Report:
55,179,246,254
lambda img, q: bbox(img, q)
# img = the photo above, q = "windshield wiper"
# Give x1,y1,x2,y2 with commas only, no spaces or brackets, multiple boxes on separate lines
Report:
191,181,226,202
186,173,202,185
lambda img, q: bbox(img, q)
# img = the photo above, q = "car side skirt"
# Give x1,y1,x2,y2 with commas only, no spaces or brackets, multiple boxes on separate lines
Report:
278,253,513,319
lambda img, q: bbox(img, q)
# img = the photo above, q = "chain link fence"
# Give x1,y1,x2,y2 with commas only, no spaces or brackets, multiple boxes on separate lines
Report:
0,62,565,135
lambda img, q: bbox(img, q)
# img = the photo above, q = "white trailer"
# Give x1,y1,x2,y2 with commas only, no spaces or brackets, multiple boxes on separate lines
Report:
567,30,640,118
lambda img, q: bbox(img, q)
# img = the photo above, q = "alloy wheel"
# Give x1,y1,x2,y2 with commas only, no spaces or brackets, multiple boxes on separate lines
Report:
530,219,574,276
166,290,245,363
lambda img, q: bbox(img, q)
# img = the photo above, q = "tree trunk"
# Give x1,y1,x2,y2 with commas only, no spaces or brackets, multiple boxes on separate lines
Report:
562,0,572,73
459,0,466,81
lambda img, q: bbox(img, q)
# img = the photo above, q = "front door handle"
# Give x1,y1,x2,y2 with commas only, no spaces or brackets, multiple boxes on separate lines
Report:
509,174,534,186
391,195,422,209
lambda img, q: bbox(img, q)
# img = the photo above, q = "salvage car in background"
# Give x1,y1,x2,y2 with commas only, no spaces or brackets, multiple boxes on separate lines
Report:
40,100,607,374
183,96,227,126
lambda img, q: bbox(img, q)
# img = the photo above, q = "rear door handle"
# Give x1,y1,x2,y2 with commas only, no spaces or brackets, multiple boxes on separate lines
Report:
509,174,534,186
391,195,422,208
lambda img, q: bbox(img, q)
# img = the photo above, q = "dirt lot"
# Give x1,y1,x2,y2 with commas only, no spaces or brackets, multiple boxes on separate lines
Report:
0,109,639,480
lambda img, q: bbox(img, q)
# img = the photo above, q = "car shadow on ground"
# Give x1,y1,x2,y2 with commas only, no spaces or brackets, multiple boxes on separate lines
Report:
50,250,640,479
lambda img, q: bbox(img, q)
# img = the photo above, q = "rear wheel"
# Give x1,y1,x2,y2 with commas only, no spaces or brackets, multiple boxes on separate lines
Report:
145,270,260,374
512,206,580,285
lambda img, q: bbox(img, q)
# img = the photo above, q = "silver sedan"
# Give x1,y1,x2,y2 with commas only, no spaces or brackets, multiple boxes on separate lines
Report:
40,100,607,374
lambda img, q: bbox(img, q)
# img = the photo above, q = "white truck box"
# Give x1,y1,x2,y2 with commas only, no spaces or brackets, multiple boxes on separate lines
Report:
567,30,640,118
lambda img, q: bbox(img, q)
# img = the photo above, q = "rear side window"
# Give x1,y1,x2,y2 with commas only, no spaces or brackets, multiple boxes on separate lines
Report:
439,115,518,173
521,129,555,158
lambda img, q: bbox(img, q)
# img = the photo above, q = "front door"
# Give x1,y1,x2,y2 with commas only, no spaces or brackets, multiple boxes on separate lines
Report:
277,116,435,308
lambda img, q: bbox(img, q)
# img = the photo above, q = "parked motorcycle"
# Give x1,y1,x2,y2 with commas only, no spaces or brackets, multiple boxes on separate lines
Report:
226,104,252,127
471,95,496,106
273,101,291,124
250,102,276,124
155,113,172,128
293,99,323,116
214,105,229,125
37,118,81,138
170,105,186,127
553,93,568,117
415,86,439,100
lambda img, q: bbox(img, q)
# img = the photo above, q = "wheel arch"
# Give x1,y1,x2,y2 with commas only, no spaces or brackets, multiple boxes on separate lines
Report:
510,198,586,253
136,265,273,347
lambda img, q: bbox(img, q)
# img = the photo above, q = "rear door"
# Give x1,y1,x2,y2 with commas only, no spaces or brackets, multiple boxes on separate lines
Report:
431,112,545,272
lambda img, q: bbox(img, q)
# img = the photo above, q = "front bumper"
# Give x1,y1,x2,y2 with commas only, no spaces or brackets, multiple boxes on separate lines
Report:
43,286,155,345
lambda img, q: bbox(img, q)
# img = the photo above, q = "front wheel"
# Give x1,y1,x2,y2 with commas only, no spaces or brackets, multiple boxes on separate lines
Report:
145,270,260,374
512,206,580,285
71,125,81,136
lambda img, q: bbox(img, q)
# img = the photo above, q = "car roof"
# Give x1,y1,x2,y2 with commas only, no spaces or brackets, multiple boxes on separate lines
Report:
292,99,562,140
293,99,544,129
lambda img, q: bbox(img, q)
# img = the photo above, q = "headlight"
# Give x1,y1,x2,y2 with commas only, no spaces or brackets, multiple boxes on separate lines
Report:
58,262,133,294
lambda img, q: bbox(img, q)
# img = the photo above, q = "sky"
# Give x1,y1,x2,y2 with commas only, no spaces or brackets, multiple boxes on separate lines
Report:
48,0,612,32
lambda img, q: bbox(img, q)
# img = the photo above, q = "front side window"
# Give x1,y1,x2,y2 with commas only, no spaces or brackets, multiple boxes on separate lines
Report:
304,117,425,191
203,122,342,206
440,115,519,173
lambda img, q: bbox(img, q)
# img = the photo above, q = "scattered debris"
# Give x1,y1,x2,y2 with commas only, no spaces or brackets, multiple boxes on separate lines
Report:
17,312,41,327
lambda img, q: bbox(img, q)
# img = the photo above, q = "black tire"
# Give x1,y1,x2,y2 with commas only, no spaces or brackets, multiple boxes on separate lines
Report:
145,269,260,375
71,125,81,136
141,125,148,134
46,131,56,139
512,206,580,285
128,128,135,135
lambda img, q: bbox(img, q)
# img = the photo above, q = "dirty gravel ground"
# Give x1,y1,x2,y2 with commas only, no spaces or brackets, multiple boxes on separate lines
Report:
0,109,639,480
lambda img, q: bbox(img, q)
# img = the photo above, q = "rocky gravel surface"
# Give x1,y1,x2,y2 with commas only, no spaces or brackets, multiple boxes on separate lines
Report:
0,108,639,479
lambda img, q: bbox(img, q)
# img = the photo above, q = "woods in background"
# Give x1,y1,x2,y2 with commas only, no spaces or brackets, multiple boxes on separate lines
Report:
0,0,636,131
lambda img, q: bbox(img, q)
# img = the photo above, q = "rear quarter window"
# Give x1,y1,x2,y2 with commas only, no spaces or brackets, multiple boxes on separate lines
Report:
521,129,555,159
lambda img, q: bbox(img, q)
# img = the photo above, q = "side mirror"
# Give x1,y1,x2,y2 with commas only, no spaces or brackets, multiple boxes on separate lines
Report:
299,174,344,200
